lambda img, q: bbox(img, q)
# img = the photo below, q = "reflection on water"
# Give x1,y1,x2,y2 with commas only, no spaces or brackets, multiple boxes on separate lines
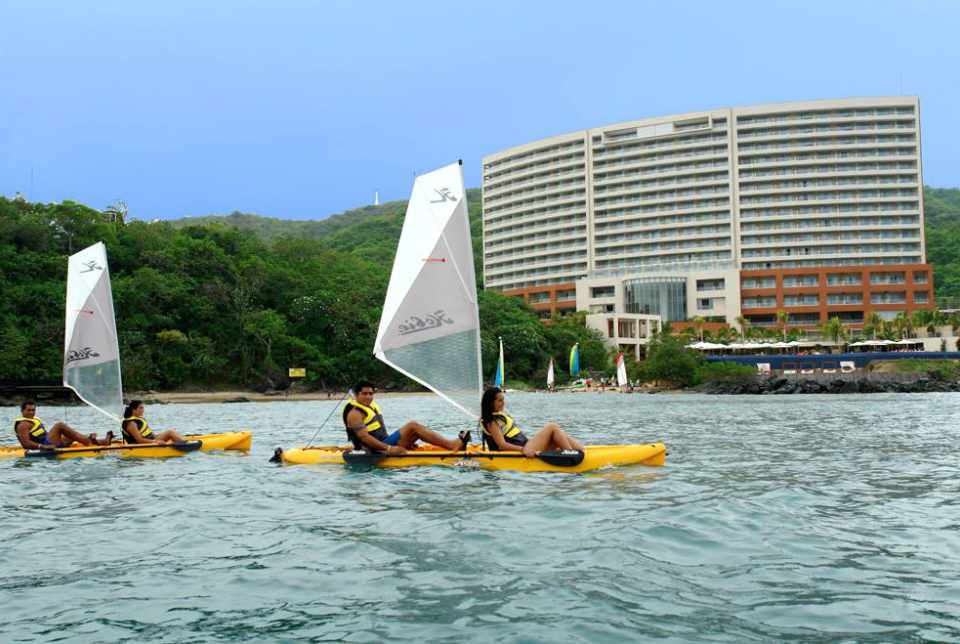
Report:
2,393,959,642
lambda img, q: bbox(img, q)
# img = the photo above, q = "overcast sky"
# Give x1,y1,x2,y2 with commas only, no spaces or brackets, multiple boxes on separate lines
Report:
2,0,958,221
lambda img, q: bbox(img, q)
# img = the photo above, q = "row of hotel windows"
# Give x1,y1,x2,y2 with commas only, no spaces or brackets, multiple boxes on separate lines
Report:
486,250,588,272
742,271,929,288
594,159,729,183
736,106,914,126
485,240,586,263
483,154,585,186
491,275,585,291
738,160,917,179
484,205,585,230
742,230,919,245
596,223,731,243
741,215,919,232
484,177,585,205
738,134,916,154
739,175,917,192
593,132,728,158
593,171,729,194
594,210,731,232
737,120,915,139
485,225,586,249
595,238,730,256
741,242,920,258
484,189,586,216
739,188,917,206
486,262,588,281
740,201,918,219
527,290,576,304
595,250,732,270
593,146,729,170
742,256,921,270
595,197,730,219
743,291,930,308
483,164,585,193
739,147,916,166
484,140,584,170
595,184,729,207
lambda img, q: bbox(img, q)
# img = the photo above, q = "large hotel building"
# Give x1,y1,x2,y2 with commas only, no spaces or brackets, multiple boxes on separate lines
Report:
481,97,934,339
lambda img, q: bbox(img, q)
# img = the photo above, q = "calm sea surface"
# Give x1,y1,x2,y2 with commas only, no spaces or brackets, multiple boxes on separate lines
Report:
2,392,959,643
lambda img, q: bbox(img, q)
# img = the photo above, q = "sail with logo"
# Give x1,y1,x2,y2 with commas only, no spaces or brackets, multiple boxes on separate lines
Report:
63,242,123,422
373,160,482,418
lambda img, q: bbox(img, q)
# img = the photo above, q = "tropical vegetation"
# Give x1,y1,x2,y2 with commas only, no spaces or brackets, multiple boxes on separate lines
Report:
0,193,605,391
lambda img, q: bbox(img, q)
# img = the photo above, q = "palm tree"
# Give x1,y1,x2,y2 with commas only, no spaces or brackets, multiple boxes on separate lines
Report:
735,315,750,340
892,312,908,341
864,311,883,340
819,316,849,348
776,310,788,341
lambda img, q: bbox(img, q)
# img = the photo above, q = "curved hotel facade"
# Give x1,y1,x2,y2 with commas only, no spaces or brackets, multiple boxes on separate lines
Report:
482,97,933,333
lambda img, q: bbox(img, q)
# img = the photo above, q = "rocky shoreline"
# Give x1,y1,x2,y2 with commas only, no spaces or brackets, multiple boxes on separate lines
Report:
697,374,960,395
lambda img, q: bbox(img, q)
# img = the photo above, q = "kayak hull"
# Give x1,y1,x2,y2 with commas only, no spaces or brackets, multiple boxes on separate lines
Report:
0,431,252,460
278,443,666,473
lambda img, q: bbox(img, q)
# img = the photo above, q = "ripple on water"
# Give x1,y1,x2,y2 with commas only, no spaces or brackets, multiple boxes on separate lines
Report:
2,393,960,642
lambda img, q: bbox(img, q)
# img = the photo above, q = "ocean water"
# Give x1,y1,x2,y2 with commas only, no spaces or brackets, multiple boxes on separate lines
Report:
2,392,959,642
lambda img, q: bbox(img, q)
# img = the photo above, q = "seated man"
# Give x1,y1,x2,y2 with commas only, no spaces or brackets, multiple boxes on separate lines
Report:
14,400,111,451
343,381,469,455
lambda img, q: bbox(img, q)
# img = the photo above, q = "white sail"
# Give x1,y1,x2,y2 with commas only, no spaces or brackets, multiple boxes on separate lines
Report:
616,352,628,388
374,161,482,419
63,242,123,421
546,358,555,388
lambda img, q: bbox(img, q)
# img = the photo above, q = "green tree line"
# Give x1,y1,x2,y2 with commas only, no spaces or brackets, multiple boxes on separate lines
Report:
0,195,606,391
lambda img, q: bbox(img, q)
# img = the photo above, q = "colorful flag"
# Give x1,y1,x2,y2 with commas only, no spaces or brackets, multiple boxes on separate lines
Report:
493,337,505,387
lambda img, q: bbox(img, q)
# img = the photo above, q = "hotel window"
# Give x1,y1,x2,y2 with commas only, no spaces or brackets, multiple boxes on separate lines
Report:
743,296,776,309
782,274,819,288
827,273,862,286
913,291,929,304
827,293,863,305
742,276,776,289
696,278,725,291
557,289,576,301
591,285,615,298
912,271,929,284
870,271,906,285
528,292,551,304
698,298,712,310
784,294,818,307
870,291,906,304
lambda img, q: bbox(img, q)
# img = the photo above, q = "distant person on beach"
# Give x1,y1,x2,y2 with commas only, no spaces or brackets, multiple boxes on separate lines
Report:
121,400,186,444
13,400,112,450
480,387,584,456
343,381,469,455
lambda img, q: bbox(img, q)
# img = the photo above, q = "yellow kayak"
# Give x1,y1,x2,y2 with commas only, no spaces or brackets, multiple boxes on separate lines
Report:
0,431,252,460
275,442,666,473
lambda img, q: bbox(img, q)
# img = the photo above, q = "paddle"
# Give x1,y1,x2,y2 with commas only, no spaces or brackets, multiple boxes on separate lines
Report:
342,448,585,467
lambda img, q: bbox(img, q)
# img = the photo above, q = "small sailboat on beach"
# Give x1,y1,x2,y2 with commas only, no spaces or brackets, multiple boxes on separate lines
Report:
546,358,555,391
2,242,250,460
616,352,629,391
278,162,665,472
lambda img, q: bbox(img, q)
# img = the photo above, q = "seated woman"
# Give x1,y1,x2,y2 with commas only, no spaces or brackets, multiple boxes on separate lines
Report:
121,400,186,444
480,387,584,456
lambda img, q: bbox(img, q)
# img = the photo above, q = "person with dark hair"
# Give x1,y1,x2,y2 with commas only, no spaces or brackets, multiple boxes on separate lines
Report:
480,387,583,456
121,400,186,444
343,382,469,455
13,400,111,450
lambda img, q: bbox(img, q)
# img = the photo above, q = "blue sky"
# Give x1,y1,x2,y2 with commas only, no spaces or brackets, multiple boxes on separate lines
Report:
1,0,958,221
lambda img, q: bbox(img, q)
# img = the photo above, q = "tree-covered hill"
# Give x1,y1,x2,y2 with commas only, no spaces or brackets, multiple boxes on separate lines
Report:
923,187,960,306
0,191,603,391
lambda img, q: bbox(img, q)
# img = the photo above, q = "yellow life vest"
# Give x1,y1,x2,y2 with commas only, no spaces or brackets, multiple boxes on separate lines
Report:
486,412,522,439
342,399,385,433
122,416,154,441
14,416,46,441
